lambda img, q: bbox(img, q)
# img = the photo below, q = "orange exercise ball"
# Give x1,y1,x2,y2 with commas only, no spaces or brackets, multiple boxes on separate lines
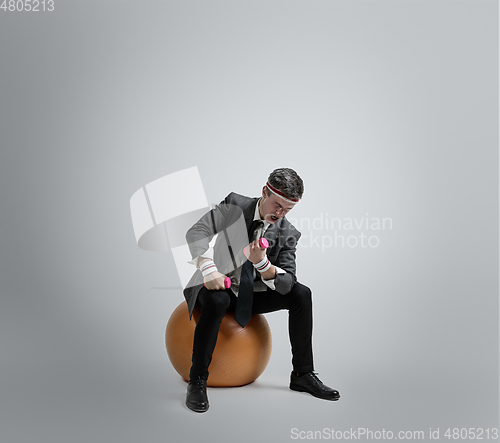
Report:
165,302,272,387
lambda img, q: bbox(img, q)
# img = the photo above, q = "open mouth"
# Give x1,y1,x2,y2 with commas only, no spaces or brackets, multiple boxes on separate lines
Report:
270,215,279,221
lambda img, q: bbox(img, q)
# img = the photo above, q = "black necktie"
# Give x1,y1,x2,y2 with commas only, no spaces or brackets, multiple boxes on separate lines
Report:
235,219,263,328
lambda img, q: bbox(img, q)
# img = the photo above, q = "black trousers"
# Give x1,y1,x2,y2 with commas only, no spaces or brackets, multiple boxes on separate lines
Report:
189,282,314,380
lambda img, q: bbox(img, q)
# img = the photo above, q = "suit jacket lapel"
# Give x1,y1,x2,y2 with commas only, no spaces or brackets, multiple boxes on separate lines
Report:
263,218,280,253
243,198,259,231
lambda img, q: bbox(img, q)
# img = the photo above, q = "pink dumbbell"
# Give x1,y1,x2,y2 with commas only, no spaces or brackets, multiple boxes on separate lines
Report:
204,277,231,289
243,238,269,258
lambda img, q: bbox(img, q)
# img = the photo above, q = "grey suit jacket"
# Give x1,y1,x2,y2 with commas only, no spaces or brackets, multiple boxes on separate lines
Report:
183,192,301,319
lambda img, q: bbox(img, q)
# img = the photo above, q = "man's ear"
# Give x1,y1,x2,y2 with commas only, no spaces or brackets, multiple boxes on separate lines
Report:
261,186,268,199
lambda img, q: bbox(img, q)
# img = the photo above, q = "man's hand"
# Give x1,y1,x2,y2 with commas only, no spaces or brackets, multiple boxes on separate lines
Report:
204,271,229,290
244,239,267,264
244,239,276,281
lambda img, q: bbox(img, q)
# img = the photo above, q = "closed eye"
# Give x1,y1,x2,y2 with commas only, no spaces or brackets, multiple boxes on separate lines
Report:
275,201,291,213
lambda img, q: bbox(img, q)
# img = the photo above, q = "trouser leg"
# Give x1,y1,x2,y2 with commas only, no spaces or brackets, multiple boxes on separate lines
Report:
252,282,314,373
189,287,234,380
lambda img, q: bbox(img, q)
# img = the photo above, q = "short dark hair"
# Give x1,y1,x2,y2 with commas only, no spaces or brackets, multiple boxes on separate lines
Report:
267,168,304,201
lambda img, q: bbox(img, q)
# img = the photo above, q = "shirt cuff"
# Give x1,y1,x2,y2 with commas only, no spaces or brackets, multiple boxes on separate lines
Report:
261,265,286,290
187,248,214,267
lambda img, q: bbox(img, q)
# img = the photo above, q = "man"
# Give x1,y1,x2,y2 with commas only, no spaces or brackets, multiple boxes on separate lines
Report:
183,168,340,412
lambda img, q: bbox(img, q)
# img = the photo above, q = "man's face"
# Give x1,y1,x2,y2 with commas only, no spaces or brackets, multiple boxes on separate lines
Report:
258,186,296,224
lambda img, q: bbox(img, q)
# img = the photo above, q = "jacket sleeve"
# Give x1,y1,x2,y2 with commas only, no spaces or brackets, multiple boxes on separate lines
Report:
270,230,301,295
185,192,241,261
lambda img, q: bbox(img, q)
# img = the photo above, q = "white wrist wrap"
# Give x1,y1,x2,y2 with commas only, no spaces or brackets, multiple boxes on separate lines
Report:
199,259,218,277
253,256,271,273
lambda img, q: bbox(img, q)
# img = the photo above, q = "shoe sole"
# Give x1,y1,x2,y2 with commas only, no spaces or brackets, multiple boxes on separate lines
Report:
186,402,209,413
289,384,340,401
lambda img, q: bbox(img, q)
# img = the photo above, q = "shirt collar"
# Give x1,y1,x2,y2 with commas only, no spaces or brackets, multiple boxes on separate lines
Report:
254,198,270,230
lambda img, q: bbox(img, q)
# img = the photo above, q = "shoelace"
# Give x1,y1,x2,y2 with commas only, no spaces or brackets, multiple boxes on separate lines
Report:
309,372,322,384
189,379,206,387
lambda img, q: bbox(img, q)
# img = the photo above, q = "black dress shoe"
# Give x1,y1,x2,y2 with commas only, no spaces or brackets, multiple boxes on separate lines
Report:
186,379,209,412
289,372,340,401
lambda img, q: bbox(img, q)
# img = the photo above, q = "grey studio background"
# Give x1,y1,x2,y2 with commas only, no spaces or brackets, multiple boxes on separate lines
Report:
0,1,498,442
